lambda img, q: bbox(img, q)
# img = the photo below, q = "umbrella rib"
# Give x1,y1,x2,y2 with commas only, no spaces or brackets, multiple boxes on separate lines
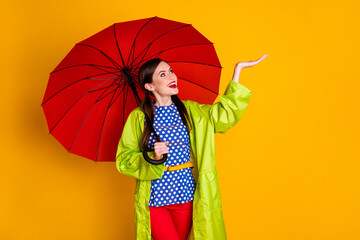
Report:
132,79,143,94
77,43,122,69
127,69,144,93
42,71,120,106
134,43,153,70
133,42,217,69
89,64,122,77
126,17,157,67
131,43,158,71
166,60,222,69
69,81,124,152
51,64,118,74
86,83,119,93
109,83,125,108
48,78,119,134
124,68,142,103
113,23,126,69
96,80,126,102
94,79,129,161
177,76,219,95
129,24,192,67
122,82,131,127
134,78,149,101
94,83,122,162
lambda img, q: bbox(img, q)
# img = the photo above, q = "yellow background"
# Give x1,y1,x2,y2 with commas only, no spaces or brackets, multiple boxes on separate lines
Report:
2,0,359,239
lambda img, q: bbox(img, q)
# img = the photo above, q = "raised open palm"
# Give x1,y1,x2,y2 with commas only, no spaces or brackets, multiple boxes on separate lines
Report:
236,54,268,70
232,54,268,83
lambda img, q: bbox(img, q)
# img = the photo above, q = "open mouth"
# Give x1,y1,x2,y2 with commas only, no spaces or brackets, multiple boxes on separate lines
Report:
168,82,177,88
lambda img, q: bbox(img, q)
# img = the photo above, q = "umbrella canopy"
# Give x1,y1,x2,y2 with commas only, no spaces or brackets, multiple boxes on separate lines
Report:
41,16,222,162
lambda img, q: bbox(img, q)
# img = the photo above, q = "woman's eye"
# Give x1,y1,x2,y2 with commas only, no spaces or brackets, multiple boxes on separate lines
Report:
160,73,165,77
170,69,173,73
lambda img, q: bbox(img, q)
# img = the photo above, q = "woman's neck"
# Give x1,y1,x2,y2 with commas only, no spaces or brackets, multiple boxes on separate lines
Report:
154,97,172,107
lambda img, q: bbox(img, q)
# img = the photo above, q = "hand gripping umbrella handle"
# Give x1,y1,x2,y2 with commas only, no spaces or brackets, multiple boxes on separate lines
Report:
142,136,167,165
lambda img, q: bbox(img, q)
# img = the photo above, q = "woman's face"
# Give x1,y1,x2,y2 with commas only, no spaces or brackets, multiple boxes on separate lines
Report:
145,61,178,97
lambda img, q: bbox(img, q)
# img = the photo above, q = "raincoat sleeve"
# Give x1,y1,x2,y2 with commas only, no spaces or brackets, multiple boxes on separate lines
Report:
209,80,252,133
116,109,165,180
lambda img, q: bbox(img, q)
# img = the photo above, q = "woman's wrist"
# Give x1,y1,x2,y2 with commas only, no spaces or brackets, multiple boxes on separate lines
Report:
232,66,242,83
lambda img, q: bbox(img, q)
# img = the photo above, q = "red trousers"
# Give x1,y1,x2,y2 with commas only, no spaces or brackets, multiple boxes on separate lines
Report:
149,200,193,240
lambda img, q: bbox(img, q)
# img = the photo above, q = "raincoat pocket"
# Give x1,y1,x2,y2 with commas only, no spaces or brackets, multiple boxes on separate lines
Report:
196,171,221,211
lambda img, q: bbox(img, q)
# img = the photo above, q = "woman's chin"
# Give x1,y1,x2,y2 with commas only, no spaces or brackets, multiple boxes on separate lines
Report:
170,88,179,95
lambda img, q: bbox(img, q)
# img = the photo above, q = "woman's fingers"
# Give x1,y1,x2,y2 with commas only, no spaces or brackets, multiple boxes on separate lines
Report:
257,53,268,62
251,53,268,63
154,141,170,159
154,141,169,149
235,54,268,70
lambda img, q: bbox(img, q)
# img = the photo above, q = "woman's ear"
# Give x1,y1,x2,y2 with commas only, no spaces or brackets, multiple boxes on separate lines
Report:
144,83,154,92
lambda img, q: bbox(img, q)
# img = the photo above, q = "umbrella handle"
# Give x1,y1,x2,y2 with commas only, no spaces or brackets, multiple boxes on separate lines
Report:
142,151,167,165
142,136,168,165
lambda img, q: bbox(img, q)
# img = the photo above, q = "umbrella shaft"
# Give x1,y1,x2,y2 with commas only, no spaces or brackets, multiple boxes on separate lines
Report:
121,68,140,105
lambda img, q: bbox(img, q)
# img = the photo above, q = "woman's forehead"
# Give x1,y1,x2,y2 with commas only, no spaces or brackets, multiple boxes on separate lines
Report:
155,61,171,72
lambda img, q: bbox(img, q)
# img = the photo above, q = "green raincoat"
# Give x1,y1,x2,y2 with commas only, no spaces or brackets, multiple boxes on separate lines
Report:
116,80,252,239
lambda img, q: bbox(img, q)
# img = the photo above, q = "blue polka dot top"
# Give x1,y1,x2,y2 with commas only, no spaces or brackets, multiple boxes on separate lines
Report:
147,102,196,207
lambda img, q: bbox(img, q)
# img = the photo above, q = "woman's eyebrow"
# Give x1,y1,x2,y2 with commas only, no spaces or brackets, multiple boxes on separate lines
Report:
157,68,172,76
158,70,166,76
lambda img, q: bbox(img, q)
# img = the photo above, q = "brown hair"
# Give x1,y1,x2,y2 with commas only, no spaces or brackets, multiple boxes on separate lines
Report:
138,58,192,151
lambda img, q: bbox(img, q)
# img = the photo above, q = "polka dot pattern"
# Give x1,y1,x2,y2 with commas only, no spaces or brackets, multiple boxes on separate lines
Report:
147,102,196,207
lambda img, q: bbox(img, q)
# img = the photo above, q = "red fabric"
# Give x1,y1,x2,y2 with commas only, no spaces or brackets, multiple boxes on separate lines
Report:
149,200,193,240
42,16,221,161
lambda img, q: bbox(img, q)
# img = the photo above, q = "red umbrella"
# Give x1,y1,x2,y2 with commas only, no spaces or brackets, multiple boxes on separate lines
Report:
41,16,222,162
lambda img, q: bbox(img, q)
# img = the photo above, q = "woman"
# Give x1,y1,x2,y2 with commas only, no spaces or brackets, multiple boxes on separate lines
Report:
116,54,267,240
